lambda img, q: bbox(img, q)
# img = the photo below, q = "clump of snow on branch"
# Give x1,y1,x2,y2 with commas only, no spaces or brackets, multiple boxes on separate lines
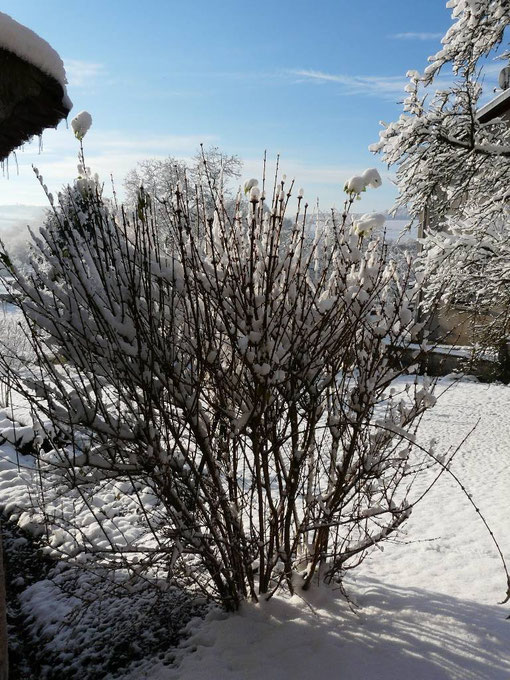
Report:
344,168,382,196
243,178,259,194
353,212,386,237
71,111,93,140
362,167,382,188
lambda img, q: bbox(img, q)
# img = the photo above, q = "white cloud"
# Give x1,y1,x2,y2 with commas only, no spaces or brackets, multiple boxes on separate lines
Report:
289,69,408,99
91,132,218,153
64,59,105,88
241,157,359,186
289,65,502,101
389,32,443,41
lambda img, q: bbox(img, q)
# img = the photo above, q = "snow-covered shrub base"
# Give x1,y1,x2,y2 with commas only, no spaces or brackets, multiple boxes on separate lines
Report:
2,516,207,680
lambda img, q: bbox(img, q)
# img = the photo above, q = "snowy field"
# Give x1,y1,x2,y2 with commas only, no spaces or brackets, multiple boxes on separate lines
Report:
0,376,509,679
383,218,417,243
119,377,510,680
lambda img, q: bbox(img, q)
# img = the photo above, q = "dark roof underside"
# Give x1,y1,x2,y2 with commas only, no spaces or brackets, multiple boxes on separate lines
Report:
0,46,71,161
477,88,510,124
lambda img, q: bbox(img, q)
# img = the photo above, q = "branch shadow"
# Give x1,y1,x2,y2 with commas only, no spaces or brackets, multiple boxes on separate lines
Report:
130,576,510,680
287,576,510,680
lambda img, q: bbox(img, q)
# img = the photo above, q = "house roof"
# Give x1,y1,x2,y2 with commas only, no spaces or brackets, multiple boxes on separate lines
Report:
477,87,510,124
0,47,71,162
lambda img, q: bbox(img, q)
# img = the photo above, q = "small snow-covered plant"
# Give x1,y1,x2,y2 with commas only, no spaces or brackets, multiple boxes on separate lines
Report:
0,308,35,406
0,159,441,611
71,110,93,141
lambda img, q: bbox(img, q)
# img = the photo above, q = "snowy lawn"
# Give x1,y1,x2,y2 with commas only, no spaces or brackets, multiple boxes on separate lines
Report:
0,376,509,679
119,377,510,680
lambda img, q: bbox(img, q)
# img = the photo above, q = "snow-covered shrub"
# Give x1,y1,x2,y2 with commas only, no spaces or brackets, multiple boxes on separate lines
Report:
0,160,439,611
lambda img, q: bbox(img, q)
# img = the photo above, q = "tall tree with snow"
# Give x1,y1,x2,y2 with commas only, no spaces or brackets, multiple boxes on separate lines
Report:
372,0,510,373
124,146,242,208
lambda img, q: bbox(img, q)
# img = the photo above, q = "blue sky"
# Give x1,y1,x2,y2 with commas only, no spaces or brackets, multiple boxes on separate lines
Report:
0,1,467,218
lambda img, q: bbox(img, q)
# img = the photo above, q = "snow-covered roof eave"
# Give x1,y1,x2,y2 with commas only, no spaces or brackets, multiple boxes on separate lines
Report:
0,11,69,93
477,88,510,124
0,12,73,161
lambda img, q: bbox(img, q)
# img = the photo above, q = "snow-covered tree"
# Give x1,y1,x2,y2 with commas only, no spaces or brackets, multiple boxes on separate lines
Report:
372,0,510,372
372,0,510,221
124,145,242,209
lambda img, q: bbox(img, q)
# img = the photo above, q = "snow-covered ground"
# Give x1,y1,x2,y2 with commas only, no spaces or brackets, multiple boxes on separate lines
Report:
0,376,509,679
119,377,510,680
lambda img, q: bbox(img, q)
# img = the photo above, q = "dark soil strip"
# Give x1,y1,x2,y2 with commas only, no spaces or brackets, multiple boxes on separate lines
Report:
2,517,53,679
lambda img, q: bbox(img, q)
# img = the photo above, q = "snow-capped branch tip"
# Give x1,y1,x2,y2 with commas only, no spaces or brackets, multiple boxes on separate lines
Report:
71,111,93,141
353,212,386,237
243,178,259,195
249,186,261,201
344,168,382,195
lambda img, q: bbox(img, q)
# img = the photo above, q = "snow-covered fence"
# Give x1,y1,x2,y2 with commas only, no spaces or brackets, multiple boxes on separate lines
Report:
0,159,444,610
